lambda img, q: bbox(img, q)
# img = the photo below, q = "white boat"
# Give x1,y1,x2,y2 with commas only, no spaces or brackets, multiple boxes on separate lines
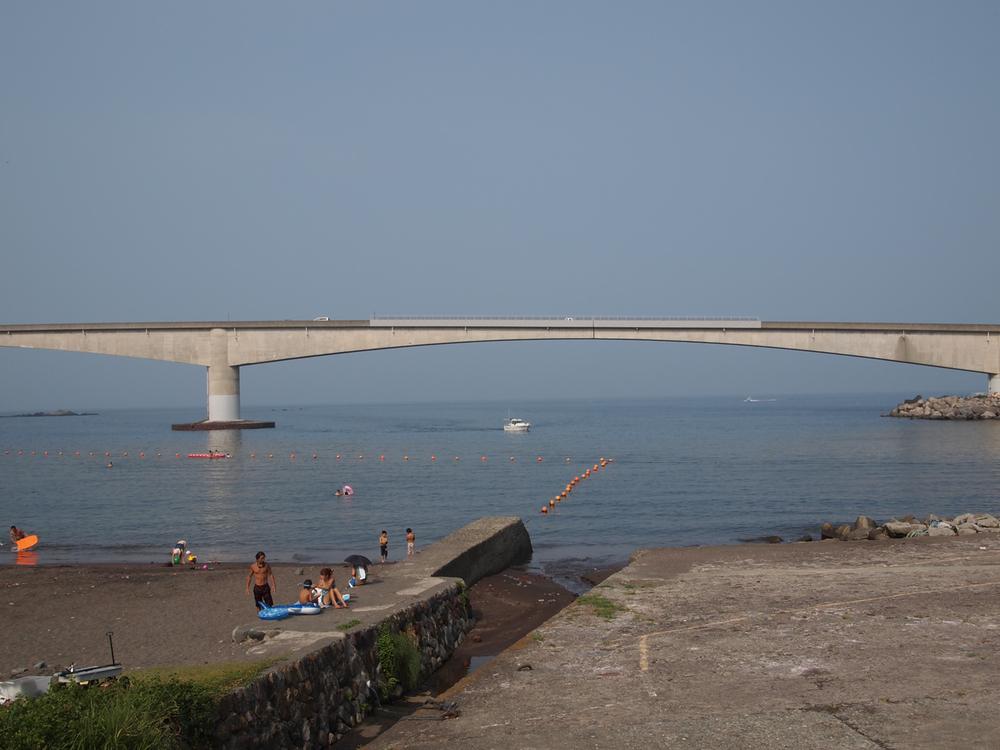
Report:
503,417,531,432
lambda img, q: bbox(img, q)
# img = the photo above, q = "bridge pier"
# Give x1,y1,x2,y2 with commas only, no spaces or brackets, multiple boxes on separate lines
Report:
207,364,241,422
988,374,1000,396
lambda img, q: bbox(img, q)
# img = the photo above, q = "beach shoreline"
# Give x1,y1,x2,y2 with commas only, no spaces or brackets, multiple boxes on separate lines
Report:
0,559,590,681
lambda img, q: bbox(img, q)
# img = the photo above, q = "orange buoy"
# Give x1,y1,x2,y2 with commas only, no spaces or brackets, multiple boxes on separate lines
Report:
541,506,548,514
549,498,555,507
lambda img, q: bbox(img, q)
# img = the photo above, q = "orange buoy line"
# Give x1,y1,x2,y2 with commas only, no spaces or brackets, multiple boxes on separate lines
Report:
540,457,612,514
4,451,614,472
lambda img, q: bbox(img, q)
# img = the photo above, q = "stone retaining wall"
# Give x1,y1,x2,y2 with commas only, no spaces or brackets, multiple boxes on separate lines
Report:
215,584,471,748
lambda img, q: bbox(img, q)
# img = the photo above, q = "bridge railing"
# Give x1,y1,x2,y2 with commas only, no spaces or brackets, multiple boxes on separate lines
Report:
369,315,762,329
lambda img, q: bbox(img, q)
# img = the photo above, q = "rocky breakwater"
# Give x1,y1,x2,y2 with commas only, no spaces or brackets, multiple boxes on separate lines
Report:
887,394,1000,420
820,512,1000,541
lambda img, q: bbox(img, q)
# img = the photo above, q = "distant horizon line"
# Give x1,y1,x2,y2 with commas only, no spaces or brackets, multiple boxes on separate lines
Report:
0,390,968,415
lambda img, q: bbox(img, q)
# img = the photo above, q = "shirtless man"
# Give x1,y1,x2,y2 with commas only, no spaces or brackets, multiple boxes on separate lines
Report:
379,529,389,563
406,528,415,558
246,551,276,609
9,526,26,547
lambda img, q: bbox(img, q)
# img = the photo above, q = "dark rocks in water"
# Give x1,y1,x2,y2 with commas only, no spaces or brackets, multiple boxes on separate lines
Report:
819,510,1000,542
887,394,1000,420
739,535,783,544
2,409,97,418
853,515,877,530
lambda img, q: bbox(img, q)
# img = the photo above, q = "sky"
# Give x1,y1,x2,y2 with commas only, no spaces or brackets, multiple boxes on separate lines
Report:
1,2,999,411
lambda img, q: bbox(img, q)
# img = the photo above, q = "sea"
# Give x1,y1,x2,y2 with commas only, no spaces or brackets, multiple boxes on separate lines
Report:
2,394,999,584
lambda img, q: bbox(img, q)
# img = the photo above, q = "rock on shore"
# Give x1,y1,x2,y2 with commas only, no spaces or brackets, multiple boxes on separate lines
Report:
887,394,1000,420
819,512,1000,541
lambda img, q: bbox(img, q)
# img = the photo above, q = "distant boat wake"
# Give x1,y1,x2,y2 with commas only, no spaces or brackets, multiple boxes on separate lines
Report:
744,397,777,402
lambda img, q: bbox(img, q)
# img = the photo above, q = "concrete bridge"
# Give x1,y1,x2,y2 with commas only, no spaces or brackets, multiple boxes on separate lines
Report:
3,317,1000,426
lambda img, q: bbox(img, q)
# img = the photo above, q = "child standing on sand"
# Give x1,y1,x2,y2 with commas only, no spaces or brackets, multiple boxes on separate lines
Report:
406,528,415,558
379,530,389,563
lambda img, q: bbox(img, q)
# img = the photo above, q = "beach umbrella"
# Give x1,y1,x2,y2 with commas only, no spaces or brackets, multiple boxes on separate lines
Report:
344,554,372,567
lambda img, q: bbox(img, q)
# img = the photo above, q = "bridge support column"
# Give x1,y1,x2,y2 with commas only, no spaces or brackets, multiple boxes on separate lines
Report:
988,374,1000,396
206,327,239,422
207,364,241,422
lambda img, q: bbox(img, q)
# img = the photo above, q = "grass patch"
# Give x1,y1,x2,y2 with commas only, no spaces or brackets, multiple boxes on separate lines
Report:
0,679,215,749
376,623,421,698
130,659,275,697
577,593,626,620
0,661,275,749
338,619,362,631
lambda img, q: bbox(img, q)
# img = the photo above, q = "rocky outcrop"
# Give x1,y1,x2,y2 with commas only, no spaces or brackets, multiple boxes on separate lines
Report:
887,394,1000,420
817,512,1000,542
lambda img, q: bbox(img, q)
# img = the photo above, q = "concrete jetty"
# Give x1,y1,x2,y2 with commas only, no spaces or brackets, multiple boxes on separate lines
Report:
217,517,532,747
368,535,1000,750
232,517,532,652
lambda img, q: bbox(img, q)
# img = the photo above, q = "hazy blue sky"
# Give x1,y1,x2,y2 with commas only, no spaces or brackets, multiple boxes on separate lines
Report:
2,2,998,411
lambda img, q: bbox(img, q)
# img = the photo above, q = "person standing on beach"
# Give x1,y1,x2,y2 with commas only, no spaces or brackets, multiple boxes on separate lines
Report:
246,551,276,609
379,530,389,563
406,528,415,558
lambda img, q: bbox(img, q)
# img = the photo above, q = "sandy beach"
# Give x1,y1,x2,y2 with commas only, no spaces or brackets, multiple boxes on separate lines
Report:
0,560,578,681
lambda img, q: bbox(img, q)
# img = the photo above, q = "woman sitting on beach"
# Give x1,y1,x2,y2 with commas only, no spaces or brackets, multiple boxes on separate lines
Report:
312,568,348,609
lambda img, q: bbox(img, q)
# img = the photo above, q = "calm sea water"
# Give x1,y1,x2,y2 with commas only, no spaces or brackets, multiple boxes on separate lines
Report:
2,395,999,577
